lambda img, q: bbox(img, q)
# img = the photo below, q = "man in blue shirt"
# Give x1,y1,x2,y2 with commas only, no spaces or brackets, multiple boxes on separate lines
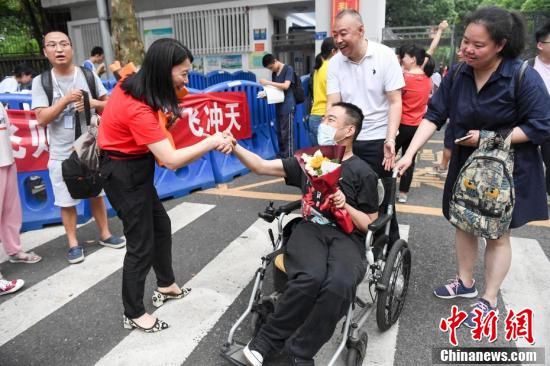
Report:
83,46,106,77
260,54,296,158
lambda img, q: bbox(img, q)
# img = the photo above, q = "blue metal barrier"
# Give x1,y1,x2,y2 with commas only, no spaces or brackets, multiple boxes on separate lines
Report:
206,70,233,87
203,80,277,182
18,170,89,232
188,71,207,90
0,93,32,110
231,70,257,82
153,156,216,200
294,75,312,149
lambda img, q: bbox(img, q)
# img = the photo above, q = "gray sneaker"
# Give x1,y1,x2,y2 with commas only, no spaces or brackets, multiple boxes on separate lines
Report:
99,236,126,249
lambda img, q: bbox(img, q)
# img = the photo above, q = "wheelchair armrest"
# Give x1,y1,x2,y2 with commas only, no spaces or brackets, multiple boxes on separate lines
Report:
275,200,301,216
367,213,391,233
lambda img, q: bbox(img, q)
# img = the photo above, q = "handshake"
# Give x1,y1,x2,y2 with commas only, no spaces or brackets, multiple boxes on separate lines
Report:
205,130,237,155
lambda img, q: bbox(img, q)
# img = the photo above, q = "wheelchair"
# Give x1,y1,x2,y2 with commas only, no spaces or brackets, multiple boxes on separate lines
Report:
221,171,412,366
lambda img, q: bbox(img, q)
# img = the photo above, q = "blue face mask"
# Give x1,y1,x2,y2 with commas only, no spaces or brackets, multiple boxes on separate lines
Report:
317,123,339,145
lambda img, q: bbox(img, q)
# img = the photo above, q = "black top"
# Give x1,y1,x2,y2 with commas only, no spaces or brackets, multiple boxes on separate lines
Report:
282,155,379,244
425,58,550,227
272,64,296,115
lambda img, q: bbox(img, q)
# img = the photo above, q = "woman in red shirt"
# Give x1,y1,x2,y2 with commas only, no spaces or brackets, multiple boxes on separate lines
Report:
395,45,433,203
98,39,233,333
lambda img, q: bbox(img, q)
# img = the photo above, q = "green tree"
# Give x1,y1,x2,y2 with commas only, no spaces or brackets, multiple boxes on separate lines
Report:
386,0,457,27
480,0,526,9
521,0,550,12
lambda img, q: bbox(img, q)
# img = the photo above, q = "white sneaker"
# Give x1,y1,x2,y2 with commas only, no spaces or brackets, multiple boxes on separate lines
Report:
243,342,264,366
0,278,24,296
398,193,408,203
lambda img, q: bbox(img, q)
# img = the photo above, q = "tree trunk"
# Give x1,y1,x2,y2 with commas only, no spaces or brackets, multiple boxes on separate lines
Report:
111,0,144,65
21,0,49,49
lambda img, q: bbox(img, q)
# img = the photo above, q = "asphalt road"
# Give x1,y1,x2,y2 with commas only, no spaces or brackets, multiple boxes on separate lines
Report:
0,134,548,366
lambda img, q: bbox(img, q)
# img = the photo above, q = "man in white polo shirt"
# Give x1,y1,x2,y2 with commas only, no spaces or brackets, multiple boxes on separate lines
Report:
327,9,404,241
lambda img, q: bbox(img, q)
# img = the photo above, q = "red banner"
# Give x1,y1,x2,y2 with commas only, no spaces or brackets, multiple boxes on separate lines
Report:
8,110,49,173
171,91,252,148
331,0,360,31
8,91,251,172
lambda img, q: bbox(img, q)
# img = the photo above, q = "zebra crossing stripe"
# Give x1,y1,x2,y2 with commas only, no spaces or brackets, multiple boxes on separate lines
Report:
96,217,276,366
313,225,410,366
501,237,550,362
0,202,214,347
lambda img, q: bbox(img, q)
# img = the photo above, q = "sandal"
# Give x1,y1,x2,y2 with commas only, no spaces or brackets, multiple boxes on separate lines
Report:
9,251,42,264
123,314,169,333
152,287,191,308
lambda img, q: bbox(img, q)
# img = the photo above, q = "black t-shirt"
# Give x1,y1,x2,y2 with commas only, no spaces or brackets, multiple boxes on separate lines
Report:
282,155,379,244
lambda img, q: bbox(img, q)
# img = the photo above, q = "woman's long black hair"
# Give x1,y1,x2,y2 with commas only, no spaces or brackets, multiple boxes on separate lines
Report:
121,38,194,114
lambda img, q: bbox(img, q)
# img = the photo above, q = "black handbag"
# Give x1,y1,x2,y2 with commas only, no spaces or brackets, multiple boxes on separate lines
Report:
61,91,103,199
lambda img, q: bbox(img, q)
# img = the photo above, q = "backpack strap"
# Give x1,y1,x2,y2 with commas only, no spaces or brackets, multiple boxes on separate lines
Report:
516,60,529,98
40,69,54,106
79,66,98,100
74,90,91,140
40,67,98,106
527,57,535,68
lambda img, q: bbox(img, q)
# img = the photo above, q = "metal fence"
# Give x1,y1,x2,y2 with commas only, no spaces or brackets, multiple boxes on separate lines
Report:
0,56,50,79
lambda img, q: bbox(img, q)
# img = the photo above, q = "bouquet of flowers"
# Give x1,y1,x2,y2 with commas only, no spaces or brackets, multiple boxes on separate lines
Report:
294,146,354,234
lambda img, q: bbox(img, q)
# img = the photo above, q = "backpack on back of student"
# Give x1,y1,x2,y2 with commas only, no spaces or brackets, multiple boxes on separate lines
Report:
40,66,98,105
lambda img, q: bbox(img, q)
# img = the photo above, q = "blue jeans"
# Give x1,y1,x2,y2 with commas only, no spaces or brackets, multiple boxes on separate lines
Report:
307,115,322,146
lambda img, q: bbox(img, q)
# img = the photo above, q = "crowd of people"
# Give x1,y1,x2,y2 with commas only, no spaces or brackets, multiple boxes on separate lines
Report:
1,6,550,366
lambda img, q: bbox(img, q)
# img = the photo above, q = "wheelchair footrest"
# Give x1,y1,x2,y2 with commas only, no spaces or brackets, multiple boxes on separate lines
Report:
221,341,248,366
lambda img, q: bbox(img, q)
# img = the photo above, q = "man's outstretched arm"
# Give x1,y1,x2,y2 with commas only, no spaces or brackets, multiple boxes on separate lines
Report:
233,144,286,177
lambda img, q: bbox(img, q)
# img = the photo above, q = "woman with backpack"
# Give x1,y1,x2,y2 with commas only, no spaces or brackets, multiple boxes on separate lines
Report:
307,37,338,145
395,7,550,326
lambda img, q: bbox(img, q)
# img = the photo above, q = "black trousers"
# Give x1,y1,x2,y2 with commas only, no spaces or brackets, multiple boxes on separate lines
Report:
257,222,366,359
541,140,550,195
100,154,175,319
395,124,419,193
276,110,295,158
353,139,400,243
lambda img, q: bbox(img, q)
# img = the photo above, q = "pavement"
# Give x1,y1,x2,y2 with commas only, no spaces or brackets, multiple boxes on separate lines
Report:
0,133,548,366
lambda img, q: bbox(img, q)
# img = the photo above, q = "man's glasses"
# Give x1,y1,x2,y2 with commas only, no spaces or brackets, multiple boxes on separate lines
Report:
44,41,71,50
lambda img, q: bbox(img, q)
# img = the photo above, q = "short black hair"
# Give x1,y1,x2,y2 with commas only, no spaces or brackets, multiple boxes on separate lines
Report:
464,6,525,59
91,46,104,56
262,54,276,68
402,45,427,67
423,54,435,77
121,38,193,114
13,63,34,77
42,30,72,48
333,102,364,141
535,22,550,43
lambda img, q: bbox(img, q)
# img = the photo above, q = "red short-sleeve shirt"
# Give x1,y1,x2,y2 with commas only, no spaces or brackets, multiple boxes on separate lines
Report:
98,85,166,154
401,72,432,127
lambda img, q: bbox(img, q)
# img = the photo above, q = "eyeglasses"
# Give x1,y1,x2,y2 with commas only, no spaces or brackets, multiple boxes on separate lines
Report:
44,41,71,50
540,41,550,44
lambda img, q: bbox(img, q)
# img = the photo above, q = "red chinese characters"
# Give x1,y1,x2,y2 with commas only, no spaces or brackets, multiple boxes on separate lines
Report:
8,110,49,172
470,308,499,343
439,305,468,346
505,308,534,344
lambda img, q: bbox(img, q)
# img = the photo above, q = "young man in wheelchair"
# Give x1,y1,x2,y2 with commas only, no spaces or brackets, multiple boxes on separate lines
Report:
232,102,380,366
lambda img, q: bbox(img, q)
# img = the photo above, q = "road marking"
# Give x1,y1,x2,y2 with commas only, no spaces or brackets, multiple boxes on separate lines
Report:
96,217,282,366
200,188,550,228
315,225,410,366
0,218,98,264
501,237,550,362
233,178,284,191
0,202,214,347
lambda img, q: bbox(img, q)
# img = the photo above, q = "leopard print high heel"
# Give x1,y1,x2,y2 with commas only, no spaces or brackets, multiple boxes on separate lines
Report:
152,287,191,308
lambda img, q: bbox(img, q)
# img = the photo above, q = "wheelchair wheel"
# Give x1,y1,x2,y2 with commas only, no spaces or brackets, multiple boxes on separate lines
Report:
346,331,368,366
376,239,411,331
